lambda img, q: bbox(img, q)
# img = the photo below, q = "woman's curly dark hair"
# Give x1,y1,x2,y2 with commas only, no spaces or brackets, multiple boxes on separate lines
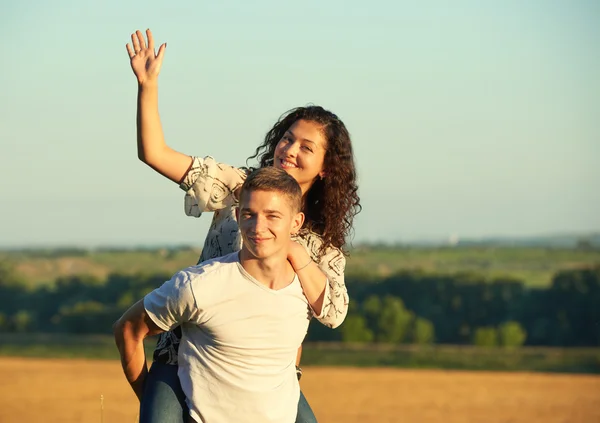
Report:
247,105,361,254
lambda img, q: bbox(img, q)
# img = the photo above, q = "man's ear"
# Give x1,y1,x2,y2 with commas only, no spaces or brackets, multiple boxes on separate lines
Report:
290,211,305,235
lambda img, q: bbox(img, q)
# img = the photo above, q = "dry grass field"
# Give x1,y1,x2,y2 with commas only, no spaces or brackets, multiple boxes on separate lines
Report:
1,357,598,423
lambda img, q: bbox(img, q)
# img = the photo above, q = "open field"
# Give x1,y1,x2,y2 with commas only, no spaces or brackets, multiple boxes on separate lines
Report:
3,246,600,287
0,357,598,423
2,334,599,374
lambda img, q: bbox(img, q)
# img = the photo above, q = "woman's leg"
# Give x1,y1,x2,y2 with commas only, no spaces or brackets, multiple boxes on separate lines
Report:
139,361,189,423
296,390,318,423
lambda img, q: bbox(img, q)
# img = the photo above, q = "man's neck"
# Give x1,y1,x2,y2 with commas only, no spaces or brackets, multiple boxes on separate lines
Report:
239,249,295,290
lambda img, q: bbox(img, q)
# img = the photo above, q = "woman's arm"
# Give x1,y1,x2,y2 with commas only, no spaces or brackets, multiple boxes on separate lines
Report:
181,158,248,217
126,29,192,183
136,83,192,182
288,242,327,315
289,237,349,329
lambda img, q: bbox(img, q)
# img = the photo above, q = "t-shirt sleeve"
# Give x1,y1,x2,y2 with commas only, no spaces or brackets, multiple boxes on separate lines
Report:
143,270,200,331
179,156,248,217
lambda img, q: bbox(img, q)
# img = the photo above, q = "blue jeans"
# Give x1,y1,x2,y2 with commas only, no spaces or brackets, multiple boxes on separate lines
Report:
140,361,189,423
140,361,317,423
296,389,318,423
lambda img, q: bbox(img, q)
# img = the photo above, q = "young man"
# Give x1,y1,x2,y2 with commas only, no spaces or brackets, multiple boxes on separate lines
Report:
113,167,312,423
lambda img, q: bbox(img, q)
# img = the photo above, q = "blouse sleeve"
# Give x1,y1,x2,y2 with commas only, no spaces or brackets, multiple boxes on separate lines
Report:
313,247,349,328
179,156,247,217
295,231,349,329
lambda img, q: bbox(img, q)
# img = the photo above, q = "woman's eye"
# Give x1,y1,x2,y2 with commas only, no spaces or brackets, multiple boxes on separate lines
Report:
302,146,313,152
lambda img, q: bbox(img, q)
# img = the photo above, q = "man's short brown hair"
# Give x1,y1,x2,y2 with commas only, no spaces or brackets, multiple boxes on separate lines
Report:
240,167,302,212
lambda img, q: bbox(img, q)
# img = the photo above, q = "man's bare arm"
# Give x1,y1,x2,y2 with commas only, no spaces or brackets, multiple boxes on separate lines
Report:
113,299,165,401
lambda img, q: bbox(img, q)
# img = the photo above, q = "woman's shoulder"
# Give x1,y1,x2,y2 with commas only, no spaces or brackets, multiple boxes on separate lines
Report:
193,156,251,178
181,156,250,191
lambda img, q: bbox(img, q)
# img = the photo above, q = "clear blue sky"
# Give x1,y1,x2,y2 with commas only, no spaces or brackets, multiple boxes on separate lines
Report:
1,0,598,247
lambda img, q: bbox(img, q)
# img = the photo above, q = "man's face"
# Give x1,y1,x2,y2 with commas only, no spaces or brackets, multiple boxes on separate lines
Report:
237,189,304,260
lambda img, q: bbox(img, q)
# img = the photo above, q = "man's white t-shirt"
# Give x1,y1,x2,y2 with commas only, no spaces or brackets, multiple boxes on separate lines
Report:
144,252,311,423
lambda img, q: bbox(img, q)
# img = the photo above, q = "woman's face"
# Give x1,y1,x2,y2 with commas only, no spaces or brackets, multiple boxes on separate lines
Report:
273,119,327,195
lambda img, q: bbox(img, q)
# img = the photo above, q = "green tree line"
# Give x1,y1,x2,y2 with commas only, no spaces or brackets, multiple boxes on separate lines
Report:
0,260,598,347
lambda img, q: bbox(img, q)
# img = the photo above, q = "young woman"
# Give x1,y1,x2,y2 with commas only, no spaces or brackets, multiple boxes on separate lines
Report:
126,29,361,423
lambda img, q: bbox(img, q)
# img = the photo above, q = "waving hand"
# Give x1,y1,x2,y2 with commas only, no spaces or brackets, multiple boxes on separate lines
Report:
126,29,166,85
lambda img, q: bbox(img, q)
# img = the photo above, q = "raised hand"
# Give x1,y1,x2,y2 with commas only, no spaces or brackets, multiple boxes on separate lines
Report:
126,29,166,85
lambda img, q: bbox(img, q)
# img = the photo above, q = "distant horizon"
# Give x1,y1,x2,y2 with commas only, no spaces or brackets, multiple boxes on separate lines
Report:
1,229,598,250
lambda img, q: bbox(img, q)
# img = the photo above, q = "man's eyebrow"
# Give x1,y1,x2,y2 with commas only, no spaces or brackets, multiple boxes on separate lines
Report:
239,208,282,215
263,210,283,216
285,130,316,146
